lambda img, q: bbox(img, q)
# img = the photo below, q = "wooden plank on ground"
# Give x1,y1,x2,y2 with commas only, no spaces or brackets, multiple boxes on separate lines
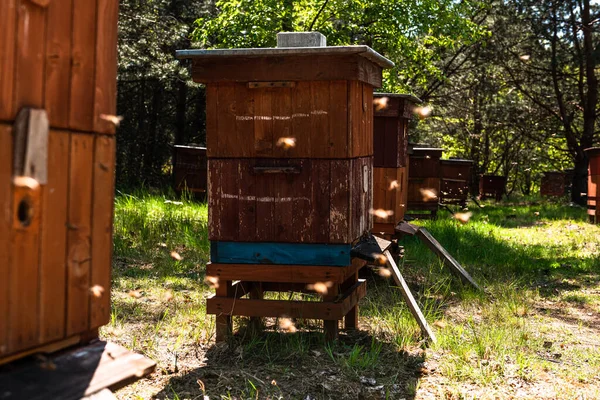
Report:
90,135,116,329
45,0,74,128
66,133,94,336
93,0,119,134
384,250,437,343
395,221,419,236
69,0,98,132
14,1,47,112
0,0,17,121
39,130,70,343
0,126,13,357
0,341,156,400
416,228,482,291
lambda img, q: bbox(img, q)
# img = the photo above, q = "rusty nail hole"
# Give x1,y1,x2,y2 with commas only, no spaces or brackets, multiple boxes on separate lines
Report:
17,197,33,227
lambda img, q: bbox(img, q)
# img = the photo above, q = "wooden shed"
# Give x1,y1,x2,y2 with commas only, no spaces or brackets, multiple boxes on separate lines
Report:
585,148,600,223
407,147,444,218
440,159,473,207
177,32,393,340
479,175,507,201
0,0,154,393
173,145,208,198
371,93,420,235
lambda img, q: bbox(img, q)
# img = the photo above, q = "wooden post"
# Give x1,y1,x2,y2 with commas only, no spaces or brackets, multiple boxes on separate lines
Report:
215,280,233,342
323,284,339,341
342,272,359,330
249,282,264,335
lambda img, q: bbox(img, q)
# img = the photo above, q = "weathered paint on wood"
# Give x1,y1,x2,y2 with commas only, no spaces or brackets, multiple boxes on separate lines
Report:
206,81,373,159
210,242,352,266
39,130,70,343
208,158,371,244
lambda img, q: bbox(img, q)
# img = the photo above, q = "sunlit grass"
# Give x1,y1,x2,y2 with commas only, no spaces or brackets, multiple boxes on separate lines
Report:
107,192,600,399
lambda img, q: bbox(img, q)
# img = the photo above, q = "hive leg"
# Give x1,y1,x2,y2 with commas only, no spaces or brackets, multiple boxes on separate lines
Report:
249,282,264,335
323,285,339,341
215,280,233,342
343,272,359,330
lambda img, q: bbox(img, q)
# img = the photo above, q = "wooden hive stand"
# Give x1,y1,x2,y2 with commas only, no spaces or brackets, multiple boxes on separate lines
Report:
177,31,394,341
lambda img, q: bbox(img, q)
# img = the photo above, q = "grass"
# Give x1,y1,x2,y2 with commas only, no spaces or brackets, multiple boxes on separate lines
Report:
105,192,600,399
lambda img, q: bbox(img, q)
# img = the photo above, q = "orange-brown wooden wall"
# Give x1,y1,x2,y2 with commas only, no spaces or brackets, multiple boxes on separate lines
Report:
0,0,118,362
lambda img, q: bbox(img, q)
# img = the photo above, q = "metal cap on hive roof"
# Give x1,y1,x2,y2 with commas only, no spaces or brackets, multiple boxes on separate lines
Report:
176,32,394,87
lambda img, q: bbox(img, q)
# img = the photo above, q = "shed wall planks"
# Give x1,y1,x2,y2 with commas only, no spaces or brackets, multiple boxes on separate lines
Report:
66,133,94,336
69,0,98,132
93,0,119,134
90,135,116,329
45,0,74,128
39,130,70,343
14,1,47,112
0,0,17,121
0,126,13,357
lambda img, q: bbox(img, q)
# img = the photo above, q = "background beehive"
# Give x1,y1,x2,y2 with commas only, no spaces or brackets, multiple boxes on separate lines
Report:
371,93,418,232
0,0,118,362
440,159,473,205
407,148,443,215
173,145,208,198
585,148,600,223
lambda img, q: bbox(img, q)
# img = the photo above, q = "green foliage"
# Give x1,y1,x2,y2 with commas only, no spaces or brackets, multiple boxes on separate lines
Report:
192,0,489,93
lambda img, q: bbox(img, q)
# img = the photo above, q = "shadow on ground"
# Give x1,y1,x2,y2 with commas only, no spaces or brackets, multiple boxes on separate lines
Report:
153,329,424,400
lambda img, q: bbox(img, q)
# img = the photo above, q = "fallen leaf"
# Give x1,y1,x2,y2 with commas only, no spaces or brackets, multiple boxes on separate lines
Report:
433,320,447,328
164,290,174,302
128,290,142,299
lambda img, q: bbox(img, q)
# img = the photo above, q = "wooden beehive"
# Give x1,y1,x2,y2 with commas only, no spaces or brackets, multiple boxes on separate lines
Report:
179,34,393,265
440,159,473,207
173,145,208,198
479,175,507,201
178,32,392,341
371,93,420,234
540,171,567,197
407,147,443,218
585,148,600,223
0,0,118,364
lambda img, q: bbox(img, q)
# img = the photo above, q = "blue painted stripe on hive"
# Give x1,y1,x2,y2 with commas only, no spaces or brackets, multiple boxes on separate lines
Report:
210,242,352,266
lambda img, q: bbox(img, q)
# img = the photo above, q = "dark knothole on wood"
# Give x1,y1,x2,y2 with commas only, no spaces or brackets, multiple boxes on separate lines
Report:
17,197,33,227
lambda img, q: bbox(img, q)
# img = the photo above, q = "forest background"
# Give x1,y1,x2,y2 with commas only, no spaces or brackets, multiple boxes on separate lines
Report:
115,0,599,204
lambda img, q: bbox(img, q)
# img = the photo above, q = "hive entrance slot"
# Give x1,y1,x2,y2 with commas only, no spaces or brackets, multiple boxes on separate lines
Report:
16,197,33,227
